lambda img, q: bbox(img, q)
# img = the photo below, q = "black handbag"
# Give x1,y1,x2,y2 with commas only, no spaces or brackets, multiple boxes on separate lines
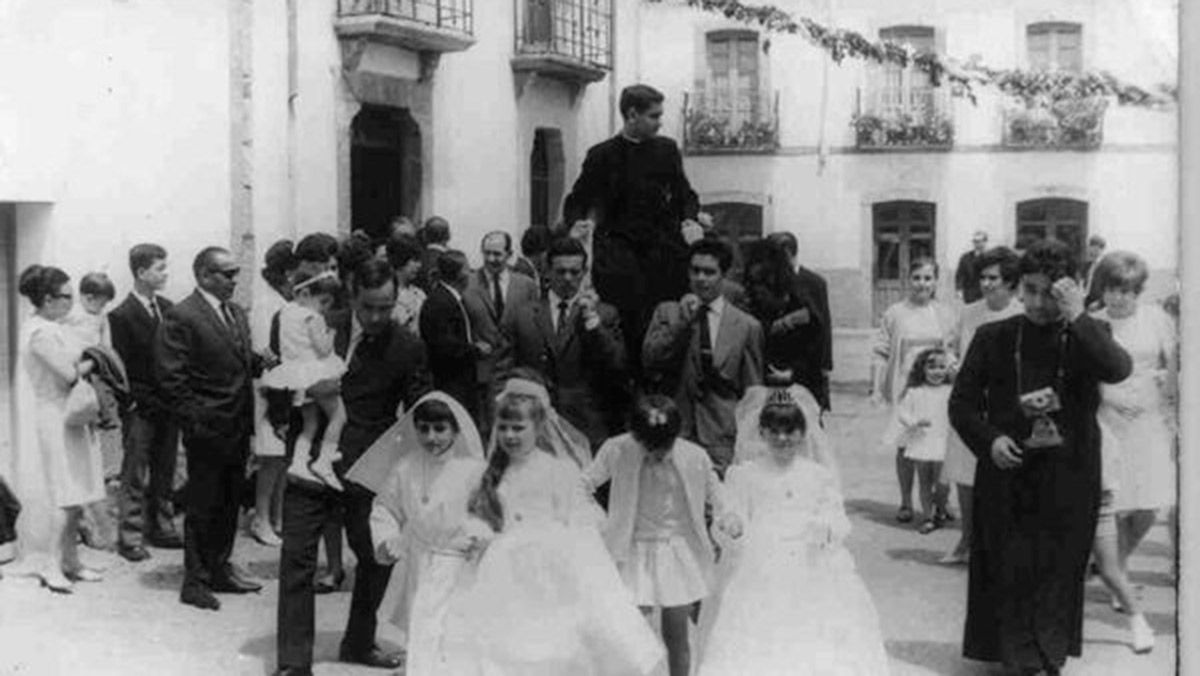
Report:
0,477,21,546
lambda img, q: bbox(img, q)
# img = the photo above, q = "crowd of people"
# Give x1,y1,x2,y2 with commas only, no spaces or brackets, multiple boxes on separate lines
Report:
0,83,1179,676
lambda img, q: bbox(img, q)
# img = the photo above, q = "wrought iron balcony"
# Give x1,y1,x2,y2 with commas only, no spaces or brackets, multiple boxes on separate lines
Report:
683,90,780,155
336,0,475,54
852,85,954,150
1002,97,1107,150
512,0,612,86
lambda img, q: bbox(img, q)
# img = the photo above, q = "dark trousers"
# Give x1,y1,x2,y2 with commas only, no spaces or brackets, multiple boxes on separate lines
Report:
182,435,248,588
118,409,180,547
277,479,392,669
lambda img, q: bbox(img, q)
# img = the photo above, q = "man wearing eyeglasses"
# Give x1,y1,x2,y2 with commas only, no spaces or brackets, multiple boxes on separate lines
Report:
157,247,276,611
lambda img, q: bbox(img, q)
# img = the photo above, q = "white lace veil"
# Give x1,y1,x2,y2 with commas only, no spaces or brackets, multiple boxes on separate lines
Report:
489,377,593,468
345,391,485,495
733,384,838,480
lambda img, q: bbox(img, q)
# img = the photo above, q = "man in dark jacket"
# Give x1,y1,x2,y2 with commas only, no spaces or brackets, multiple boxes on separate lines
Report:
419,250,485,421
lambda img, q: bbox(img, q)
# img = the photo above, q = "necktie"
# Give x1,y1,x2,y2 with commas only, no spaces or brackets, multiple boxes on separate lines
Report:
148,297,160,324
220,301,234,328
557,300,570,335
698,302,715,374
492,273,505,320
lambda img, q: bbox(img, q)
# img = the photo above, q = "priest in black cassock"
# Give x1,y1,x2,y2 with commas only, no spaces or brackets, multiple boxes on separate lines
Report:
562,84,702,383
949,239,1131,675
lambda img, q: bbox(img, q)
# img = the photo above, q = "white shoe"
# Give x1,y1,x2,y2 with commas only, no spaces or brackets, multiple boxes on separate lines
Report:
250,519,282,547
1131,613,1155,654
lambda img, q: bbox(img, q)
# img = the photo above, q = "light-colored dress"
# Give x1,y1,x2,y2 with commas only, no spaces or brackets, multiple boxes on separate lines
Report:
882,385,952,462
1094,303,1177,511
872,300,956,405
258,302,347,399
698,457,890,676
441,450,664,676
370,454,486,676
251,286,288,457
942,299,1024,485
63,307,123,478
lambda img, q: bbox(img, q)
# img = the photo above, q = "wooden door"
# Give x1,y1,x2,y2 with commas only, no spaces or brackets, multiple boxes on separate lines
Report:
873,201,935,321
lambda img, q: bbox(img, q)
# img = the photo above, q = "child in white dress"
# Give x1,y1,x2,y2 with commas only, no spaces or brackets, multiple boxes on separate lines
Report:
881,347,954,534
345,393,487,676
440,378,665,676
698,387,890,675
259,269,348,490
584,395,739,676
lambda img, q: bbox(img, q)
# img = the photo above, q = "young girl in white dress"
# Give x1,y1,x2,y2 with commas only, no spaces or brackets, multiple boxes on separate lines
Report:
881,347,955,534
698,386,890,676
440,378,665,676
259,269,347,489
344,392,487,676
583,395,739,676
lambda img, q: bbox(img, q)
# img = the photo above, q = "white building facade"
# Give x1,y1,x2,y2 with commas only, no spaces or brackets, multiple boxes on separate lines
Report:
0,0,639,471
634,0,1178,382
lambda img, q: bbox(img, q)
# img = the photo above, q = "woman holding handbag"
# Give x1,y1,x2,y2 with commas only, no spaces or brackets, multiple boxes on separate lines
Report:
7,265,105,593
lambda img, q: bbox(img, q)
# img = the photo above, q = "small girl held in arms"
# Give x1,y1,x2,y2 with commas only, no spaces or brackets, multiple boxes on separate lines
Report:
698,386,890,675
441,379,664,676
583,394,740,676
882,347,955,534
260,269,348,490
345,393,487,676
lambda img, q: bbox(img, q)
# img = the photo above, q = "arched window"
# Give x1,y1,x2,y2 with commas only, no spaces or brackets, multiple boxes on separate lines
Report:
872,200,935,319
702,201,764,275
1016,198,1088,254
1027,22,1082,72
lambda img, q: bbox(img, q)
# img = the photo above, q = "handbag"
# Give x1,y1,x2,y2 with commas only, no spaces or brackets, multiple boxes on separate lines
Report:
65,376,101,427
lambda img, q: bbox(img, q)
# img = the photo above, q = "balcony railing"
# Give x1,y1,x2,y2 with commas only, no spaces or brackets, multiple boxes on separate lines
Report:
852,86,954,150
1002,97,1107,150
683,90,780,155
336,0,475,53
515,0,612,70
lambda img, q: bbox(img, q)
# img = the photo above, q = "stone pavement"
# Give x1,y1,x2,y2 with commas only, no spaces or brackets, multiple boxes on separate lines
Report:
0,391,1176,675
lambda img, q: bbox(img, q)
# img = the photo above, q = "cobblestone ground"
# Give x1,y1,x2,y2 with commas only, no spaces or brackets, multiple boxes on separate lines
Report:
0,391,1176,675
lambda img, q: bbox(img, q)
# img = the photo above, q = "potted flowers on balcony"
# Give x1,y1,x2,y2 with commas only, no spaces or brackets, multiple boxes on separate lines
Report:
684,107,778,153
851,109,954,149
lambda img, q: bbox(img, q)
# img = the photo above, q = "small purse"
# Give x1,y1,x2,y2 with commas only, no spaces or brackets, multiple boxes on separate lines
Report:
65,377,101,427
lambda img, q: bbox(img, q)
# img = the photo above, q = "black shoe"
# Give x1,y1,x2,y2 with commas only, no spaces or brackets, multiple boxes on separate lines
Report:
180,583,221,610
338,645,404,669
211,570,262,594
313,571,346,595
271,667,313,676
147,531,184,550
117,544,152,563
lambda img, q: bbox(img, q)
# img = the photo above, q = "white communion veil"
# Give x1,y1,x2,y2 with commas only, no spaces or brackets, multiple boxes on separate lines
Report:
733,384,839,481
490,377,593,468
345,391,485,495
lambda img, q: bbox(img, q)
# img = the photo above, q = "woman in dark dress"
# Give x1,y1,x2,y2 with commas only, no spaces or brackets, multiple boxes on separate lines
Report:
949,239,1131,675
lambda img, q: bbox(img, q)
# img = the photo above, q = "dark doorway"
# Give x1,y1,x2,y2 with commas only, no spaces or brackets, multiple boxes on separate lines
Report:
1016,198,1088,256
351,105,421,239
872,200,935,320
530,128,564,228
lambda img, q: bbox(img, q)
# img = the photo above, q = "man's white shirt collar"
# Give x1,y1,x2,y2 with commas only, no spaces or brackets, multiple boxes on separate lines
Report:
197,287,224,316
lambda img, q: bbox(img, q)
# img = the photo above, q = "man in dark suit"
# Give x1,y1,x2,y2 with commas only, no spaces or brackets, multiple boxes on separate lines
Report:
563,84,703,382
464,231,541,426
108,243,181,562
419,250,485,422
768,231,833,411
495,236,627,449
956,230,989,304
275,259,431,676
157,247,272,610
417,215,451,292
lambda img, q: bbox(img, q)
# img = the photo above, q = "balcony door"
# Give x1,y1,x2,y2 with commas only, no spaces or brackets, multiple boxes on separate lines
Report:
1027,22,1082,72
876,26,936,116
873,201,935,320
1016,198,1087,254
705,30,760,127
351,105,422,239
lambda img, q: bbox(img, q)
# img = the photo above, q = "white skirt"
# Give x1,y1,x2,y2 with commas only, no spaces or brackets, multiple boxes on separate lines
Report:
941,430,975,486
259,356,347,401
618,535,710,608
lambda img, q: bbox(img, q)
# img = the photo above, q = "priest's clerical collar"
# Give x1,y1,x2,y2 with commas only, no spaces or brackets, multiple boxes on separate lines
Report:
620,130,644,144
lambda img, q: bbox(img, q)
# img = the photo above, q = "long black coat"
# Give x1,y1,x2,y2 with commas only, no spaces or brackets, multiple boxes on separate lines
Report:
419,284,478,419
949,314,1130,669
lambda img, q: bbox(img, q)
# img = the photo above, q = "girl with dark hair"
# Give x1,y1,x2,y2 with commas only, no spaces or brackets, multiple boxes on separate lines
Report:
260,270,349,491
698,388,889,675
583,395,736,676
440,379,665,675
346,393,486,676
882,347,955,534
10,265,106,593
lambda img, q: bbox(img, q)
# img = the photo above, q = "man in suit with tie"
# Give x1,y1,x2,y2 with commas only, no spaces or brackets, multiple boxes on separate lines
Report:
157,247,272,610
465,231,540,426
275,258,431,676
495,236,628,449
108,243,181,562
644,238,764,474
419,249,486,422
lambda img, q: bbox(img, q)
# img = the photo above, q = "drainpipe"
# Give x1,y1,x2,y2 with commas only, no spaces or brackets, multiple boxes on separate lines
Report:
286,0,298,238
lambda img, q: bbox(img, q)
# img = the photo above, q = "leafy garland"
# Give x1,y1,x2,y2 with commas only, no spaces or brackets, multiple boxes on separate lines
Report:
647,0,1176,108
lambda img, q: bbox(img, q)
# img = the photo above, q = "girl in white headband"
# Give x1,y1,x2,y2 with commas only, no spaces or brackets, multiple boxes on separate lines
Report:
260,269,348,490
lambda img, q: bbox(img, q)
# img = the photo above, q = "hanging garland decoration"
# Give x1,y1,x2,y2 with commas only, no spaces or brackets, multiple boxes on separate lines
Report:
647,0,1176,108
